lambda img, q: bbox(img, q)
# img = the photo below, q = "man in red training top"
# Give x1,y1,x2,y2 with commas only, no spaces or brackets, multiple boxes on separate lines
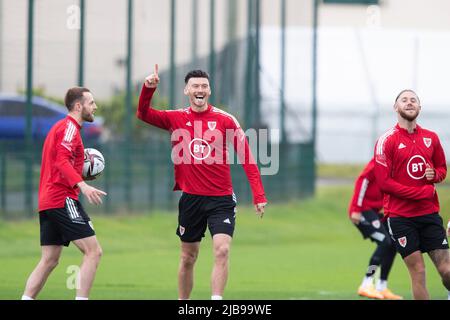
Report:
21,87,106,300
374,89,450,300
137,65,267,300
349,158,402,300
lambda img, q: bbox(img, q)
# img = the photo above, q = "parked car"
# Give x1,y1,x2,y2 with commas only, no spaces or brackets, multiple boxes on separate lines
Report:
0,95,104,142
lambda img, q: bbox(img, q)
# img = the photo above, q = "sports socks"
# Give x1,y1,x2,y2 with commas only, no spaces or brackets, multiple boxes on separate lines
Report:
21,295,34,300
211,295,223,300
376,279,387,291
361,276,374,288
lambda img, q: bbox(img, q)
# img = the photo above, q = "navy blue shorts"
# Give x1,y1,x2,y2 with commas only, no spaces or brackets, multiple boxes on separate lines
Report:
355,210,390,244
387,213,449,259
39,198,95,247
176,192,237,243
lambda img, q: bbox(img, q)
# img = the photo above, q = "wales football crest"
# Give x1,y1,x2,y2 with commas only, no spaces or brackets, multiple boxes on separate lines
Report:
423,138,432,148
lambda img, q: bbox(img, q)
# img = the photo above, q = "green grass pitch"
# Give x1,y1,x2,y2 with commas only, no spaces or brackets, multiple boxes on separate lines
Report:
1,185,449,300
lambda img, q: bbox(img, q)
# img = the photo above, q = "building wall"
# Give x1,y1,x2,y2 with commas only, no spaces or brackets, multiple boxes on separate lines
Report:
319,0,450,30
264,0,450,30
2,0,450,99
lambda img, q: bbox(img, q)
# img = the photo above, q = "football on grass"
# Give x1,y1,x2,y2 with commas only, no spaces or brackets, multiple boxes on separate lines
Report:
82,148,105,179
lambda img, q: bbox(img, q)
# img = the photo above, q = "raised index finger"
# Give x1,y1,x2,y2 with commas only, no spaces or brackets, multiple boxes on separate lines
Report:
154,64,159,75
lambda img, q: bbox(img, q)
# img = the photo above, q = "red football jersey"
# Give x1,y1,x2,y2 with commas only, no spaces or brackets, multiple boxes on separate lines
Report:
137,85,267,204
38,116,84,212
374,124,446,218
348,158,383,216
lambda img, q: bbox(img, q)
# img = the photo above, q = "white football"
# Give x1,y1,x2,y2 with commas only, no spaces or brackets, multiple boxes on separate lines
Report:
82,148,105,179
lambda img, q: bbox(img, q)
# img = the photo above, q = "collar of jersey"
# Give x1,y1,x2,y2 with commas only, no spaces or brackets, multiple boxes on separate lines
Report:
67,115,82,129
189,104,212,116
395,123,421,136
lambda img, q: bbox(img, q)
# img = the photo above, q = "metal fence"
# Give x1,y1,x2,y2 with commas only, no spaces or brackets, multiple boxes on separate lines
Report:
0,0,318,218
0,138,314,218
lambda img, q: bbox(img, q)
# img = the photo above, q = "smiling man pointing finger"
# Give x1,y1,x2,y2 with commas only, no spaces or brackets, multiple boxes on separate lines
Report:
137,66,267,300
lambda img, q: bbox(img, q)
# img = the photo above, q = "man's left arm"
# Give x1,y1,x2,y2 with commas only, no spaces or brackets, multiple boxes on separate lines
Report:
230,120,267,216
428,134,447,183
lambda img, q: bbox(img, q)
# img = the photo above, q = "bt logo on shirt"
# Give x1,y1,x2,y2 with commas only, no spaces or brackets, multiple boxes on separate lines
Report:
189,138,212,160
407,155,427,180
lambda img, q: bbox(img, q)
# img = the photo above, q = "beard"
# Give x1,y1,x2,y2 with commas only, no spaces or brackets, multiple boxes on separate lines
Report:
81,108,94,122
398,108,419,122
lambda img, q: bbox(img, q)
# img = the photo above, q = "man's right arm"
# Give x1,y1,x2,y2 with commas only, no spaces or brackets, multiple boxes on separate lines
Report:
349,173,367,221
374,138,434,200
55,130,83,188
77,181,107,205
136,65,172,130
136,85,171,130
55,130,106,205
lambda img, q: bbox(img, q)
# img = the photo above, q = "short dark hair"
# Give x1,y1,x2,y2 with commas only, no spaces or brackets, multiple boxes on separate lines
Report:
395,89,420,104
184,70,210,84
64,87,90,111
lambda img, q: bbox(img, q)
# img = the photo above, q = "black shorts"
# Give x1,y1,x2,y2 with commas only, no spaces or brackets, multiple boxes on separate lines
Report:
387,213,449,259
176,192,237,243
39,198,95,247
355,210,390,243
